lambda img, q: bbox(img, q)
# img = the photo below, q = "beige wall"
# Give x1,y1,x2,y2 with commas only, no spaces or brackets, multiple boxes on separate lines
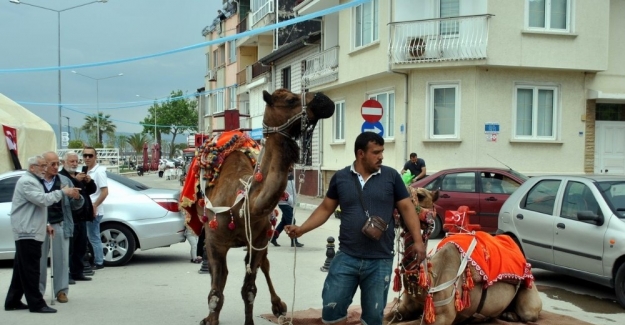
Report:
486,0,609,72
320,67,588,176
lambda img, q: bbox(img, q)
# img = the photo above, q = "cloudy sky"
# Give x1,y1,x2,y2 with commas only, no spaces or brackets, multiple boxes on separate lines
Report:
0,0,219,136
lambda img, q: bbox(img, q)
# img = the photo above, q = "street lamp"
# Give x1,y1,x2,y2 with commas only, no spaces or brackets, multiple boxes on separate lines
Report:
72,71,124,144
9,0,109,148
63,115,70,139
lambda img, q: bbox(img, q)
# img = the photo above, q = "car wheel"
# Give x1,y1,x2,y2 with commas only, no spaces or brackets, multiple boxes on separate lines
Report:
429,214,443,239
100,223,136,267
615,263,625,308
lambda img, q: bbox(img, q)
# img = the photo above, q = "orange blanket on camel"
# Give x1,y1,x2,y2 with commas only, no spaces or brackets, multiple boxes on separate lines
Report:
437,232,533,288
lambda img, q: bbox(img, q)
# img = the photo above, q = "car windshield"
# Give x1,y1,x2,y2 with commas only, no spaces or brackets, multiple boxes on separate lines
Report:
596,181,625,218
106,172,150,191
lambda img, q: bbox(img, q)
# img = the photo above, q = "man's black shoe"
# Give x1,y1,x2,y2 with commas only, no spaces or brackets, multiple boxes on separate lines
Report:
94,264,104,270
73,275,92,281
5,302,28,311
84,269,95,276
31,306,57,313
69,278,76,285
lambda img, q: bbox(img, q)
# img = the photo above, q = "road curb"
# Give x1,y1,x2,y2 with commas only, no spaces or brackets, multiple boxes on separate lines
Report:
297,202,318,211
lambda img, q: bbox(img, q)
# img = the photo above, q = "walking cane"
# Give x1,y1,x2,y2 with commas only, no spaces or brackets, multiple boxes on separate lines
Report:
49,233,55,306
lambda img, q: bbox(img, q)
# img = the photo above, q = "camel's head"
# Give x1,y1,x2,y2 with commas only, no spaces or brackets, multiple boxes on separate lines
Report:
262,88,334,140
408,186,439,210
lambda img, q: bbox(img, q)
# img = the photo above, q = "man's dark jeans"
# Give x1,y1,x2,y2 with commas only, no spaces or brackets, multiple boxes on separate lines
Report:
69,221,88,278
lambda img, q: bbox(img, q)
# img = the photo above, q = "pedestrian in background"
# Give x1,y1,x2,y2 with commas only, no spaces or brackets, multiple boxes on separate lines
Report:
285,132,426,325
400,152,426,183
4,155,79,313
60,151,96,281
83,147,108,270
271,167,303,247
39,151,84,304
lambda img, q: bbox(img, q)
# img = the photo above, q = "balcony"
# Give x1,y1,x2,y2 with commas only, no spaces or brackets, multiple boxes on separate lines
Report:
251,61,271,79
237,16,248,34
237,68,247,86
250,0,274,28
389,14,492,65
302,46,339,88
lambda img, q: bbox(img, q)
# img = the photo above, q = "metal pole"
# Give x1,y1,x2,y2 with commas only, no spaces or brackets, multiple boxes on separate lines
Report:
96,79,100,144
57,11,62,148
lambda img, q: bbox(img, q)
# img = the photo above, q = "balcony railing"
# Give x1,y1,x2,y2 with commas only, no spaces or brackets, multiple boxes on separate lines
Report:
302,46,339,88
389,14,492,64
251,61,271,79
237,68,247,86
250,0,274,27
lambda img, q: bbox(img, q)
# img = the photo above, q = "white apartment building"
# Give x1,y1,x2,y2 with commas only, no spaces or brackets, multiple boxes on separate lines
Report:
295,0,625,192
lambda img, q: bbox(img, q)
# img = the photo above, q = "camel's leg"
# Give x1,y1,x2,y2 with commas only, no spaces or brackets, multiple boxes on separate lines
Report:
259,252,287,317
200,238,229,325
501,284,542,322
240,244,269,325
383,293,422,324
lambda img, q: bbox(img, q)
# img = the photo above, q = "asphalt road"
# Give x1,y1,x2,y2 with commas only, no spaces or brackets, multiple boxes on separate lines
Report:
1,172,624,325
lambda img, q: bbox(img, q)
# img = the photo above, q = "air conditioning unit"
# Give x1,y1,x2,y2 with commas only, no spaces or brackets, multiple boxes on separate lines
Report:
407,37,426,58
207,70,216,82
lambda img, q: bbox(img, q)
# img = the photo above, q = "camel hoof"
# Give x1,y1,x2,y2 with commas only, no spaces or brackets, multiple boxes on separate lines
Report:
272,300,287,317
199,319,218,325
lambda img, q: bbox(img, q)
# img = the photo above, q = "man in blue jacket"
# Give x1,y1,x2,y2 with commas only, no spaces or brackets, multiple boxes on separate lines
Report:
4,155,80,313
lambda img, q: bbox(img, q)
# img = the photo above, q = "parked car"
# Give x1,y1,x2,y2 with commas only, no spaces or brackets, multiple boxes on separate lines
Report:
497,175,625,307
160,159,176,169
412,167,528,237
0,170,185,266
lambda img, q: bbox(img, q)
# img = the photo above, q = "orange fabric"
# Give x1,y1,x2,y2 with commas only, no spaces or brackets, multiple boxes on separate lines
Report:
180,157,203,236
437,232,533,288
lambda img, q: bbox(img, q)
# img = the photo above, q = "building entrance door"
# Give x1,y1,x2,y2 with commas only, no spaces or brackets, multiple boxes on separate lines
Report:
594,121,625,175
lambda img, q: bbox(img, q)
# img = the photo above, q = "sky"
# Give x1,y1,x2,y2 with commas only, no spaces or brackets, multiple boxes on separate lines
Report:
0,0,220,136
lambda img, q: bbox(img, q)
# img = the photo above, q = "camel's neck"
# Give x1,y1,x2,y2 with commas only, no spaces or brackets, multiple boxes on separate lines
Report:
247,136,294,217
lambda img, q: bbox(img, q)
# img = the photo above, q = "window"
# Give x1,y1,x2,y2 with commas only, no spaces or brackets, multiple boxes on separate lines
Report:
228,41,237,64
333,101,345,142
561,181,600,220
429,84,459,138
368,91,395,139
214,90,225,114
229,86,237,109
205,52,211,74
479,172,520,194
440,0,460,35
515,85,558,140
354,0,379,48
523,180,561,215
213,45,226,68
441,172,476,193
527,0,570,31
0,176,18,203
281,67,291,90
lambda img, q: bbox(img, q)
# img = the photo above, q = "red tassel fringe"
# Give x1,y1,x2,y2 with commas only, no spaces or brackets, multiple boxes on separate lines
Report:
393,268,402,292
465,267,474,290
454,288,464,311
424,293,436,324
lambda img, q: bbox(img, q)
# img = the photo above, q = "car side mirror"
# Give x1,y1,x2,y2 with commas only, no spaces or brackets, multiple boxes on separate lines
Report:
577,210,604,226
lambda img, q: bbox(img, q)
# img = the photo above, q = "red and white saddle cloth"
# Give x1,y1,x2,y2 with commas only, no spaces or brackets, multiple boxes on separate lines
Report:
437,231,534,288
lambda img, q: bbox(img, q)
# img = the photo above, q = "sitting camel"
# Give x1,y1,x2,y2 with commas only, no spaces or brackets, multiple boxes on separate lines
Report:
180,89,334,325
385,188,542,325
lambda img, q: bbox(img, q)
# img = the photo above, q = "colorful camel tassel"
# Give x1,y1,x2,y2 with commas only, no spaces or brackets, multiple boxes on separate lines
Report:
424,293,436,324
254,172,263,182
266,229,274,238
465,267,474,290
418,262,431,289
393,268,402,292
462,283,471,309
228,214,235,230
454,287,464,311
208,216,218,230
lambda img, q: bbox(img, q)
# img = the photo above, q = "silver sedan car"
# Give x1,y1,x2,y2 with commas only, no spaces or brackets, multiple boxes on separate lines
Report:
497,175,625,307
0,170,185,266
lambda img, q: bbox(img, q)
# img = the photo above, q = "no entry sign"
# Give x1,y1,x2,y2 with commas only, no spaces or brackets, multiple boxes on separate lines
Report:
361,99,383,123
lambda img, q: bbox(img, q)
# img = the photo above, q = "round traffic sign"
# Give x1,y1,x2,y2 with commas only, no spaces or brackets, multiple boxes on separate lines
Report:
361,99,383,123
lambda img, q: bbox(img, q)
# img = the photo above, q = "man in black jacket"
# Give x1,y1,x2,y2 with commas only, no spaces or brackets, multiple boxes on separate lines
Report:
60,151,96,282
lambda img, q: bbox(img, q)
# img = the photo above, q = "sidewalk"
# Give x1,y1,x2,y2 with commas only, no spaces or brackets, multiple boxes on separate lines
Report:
295,195,323,211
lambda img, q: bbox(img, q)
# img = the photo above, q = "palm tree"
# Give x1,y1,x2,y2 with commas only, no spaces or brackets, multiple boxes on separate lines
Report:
82,112,117,145
116,135,128,154
126,133,149,163
71,127,85,142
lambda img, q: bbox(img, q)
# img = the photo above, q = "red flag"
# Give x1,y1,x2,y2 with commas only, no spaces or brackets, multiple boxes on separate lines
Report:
3,125,21,170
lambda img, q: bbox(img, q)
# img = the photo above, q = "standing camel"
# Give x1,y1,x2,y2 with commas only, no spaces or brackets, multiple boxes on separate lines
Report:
180,88,334,325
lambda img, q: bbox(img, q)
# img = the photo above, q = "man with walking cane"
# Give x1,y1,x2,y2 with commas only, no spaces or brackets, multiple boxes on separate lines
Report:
4,155,79,313
39,151,84,304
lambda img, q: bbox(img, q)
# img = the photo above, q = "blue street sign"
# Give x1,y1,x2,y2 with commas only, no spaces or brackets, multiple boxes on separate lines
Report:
361,121,384,137
484,123,500,134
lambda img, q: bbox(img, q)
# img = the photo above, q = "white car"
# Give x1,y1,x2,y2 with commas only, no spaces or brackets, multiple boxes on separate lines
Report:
0,170,186,266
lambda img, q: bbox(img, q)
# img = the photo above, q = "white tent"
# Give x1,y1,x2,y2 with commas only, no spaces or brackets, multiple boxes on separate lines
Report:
0,93,56,174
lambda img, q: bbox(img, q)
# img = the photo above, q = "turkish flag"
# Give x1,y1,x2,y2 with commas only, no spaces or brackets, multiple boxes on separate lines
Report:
3,125,21,170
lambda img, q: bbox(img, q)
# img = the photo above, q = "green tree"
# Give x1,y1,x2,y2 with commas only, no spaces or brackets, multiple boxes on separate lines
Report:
71,127,84,141
82,112,117,145
116,135,128,154
126,133,149,162
68,139,84,149
141,90,198,157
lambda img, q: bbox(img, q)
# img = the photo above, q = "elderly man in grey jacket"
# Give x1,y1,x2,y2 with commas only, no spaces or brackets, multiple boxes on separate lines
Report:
4,155,80,313
39,151,84,304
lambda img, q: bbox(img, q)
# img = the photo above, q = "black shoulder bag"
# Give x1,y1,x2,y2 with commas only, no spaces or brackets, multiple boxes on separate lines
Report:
353,175,388,241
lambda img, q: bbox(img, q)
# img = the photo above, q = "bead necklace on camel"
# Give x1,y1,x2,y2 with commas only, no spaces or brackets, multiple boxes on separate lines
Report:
179,88,335,325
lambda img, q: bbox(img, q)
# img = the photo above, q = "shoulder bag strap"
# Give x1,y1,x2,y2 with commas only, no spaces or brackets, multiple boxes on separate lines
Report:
352,174,369,218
